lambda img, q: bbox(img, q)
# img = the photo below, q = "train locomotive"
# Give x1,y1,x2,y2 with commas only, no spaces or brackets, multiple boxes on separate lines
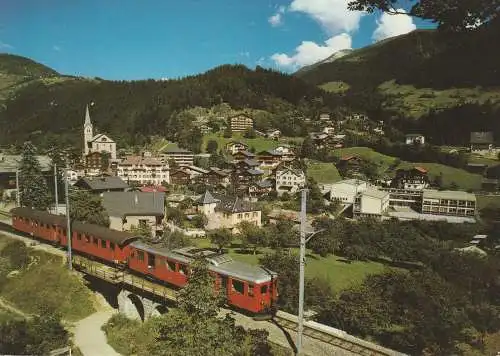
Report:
10,207,278,315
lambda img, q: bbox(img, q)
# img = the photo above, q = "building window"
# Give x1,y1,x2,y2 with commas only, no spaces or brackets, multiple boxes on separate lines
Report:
232,279,244,294
237,214,242,219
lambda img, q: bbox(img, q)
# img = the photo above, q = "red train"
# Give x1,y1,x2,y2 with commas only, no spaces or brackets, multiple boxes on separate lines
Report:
10,207,278,315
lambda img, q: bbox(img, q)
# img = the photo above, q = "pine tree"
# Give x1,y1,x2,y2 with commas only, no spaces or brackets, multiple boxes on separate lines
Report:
19,142,52,210
69,188,110,227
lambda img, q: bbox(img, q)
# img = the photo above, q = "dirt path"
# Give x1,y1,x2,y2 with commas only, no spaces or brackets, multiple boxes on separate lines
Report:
72,309,121,356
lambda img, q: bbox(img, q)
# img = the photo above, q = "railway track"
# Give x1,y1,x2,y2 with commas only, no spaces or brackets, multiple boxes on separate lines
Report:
0,214,405,356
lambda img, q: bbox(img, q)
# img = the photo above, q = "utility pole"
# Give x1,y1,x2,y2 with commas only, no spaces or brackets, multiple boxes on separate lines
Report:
297,189,307,355
15,169,20,207
64,159,72,270
53,163,59,214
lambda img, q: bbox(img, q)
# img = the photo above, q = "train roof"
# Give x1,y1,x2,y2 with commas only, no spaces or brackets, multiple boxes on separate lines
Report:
11,207,139,247
11,207,67,226
130,242,277,284
72,221,140,247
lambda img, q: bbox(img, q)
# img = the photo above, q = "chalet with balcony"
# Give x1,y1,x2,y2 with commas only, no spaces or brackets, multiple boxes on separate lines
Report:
225,141,249,155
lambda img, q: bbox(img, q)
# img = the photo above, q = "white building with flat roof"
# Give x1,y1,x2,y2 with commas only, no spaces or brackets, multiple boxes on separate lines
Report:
421,190,476,218
354,188,390,219
324,179,368,204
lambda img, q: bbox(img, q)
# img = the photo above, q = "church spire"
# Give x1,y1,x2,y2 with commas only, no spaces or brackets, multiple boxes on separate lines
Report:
84,104,92,126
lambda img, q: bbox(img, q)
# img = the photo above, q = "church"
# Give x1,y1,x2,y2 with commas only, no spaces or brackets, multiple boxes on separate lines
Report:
83,105,117,159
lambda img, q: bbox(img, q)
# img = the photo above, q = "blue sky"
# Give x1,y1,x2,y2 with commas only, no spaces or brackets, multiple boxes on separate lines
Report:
0,0,434,80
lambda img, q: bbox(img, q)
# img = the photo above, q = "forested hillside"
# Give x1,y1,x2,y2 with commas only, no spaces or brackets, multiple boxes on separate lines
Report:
0,59,342,149
296,20,500,145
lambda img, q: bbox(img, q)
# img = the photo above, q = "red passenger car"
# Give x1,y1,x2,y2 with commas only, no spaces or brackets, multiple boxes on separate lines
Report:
11,207,68,244
128,243,278,314
71,222,139,265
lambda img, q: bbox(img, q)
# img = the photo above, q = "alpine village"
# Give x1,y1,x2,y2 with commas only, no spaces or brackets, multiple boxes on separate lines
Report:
0,2,499,356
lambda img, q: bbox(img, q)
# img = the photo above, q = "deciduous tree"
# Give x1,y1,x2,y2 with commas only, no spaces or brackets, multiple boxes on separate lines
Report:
209,228,233,253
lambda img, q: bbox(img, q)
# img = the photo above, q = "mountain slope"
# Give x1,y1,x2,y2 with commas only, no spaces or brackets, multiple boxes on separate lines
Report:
0,56,342,148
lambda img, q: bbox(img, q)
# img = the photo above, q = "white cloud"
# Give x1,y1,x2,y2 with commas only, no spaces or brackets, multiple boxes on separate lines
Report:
289,0,365,34
0,40,13,50
372,10,416,42
269,5,286,27
238,51,250,58
271,33,352,69
52,45,61,52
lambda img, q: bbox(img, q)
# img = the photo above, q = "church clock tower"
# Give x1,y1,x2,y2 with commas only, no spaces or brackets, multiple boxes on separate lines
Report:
83,105,93,156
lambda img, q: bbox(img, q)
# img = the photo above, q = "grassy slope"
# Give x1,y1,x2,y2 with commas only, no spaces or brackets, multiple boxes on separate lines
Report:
0,235,95,321
307,161,342,183
192,238,385,293
330,147,482,190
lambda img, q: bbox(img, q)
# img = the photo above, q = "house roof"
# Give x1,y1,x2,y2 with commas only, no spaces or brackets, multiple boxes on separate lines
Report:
216,196,257,214
226,141,248,147
171,169,190,176
119,156,163,166
90,133,115,143
207,168,229,177
229,113,253,120
241,159,260,167
340,155,360,161
102,191,165,217
258,149,282,156
414,166,428,173
246,168,264,176
74,176,129,191
470,131,494,144
254,179,273,188
405,134,424,138
72,221,139,246
276,168,304,177
233,150,255,158
195,190,220,205
139,186,168,193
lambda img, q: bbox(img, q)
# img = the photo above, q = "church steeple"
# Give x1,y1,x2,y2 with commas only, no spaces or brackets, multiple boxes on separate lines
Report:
83,105,94,156
84,104,92,126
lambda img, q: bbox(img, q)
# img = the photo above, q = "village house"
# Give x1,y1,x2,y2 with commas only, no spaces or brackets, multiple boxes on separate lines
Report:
182,165,209,180
319,113,331,122
169,169,192,185
392,167,429,190
202,168,231,187
116,155,170,186
257,149,283,167
470,131,494,151
231,150,256,163
265,129,281,140
405,134,426,145
83,105,117,159
225,141,249,155
309,132,330,148
102,191,166,237
84,151,110,176
73,176,130,195
248,179,273,199
274,145,296,161
275,167,306,196
336,155,363,178
161,147,194,167
194,191,262,231
229,113,254,132
322,126,335,135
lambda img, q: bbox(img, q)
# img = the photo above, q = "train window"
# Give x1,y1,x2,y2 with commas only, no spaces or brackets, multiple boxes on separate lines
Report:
101,240,107,248
137,251,145,262
232,280,244,294
248,284,254,297
166,260,176,271
261,285,268,294
179,264,187,275
85,235,90,243
63,229,67,236
77,233,82,240
93,237,98,246
110,242,115,250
